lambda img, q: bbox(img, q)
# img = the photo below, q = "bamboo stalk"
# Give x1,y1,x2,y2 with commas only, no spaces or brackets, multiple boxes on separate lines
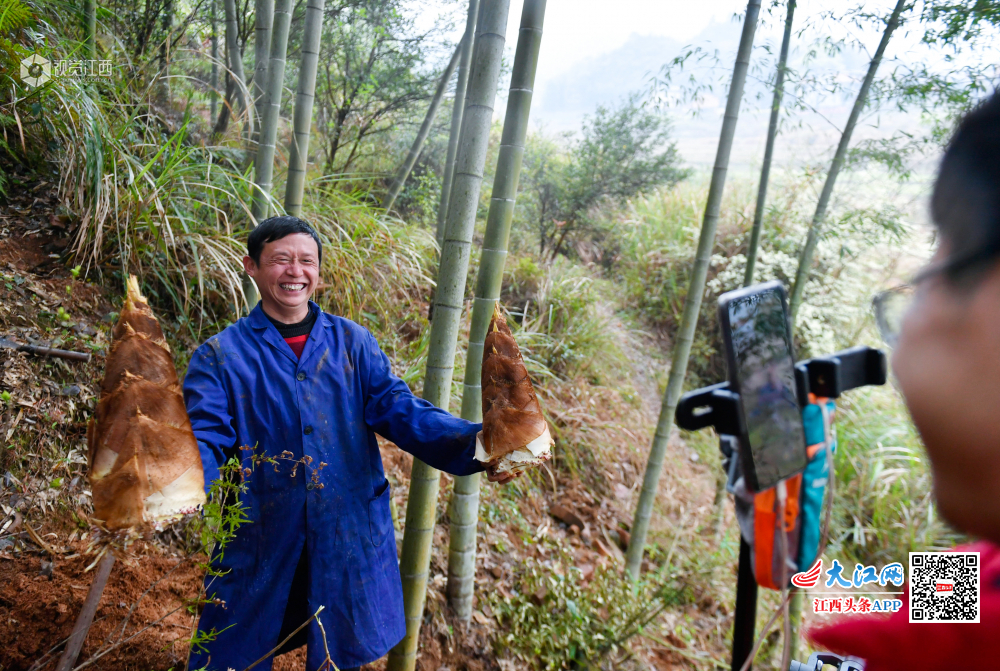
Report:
436,0,480,245
447,0,547,622
83,0,96,62
625,0,762,581
55,553,115,671
388,2,511,669
252,0,274,141
787,0,908,320
158,0,174,102
210,0,219,122
284,0,326,217
251,0,292,222
743,0,795,287
382,42,463,212
223,0,248,119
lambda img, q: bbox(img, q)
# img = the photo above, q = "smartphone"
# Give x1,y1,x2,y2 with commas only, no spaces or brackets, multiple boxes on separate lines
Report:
718,281,806,492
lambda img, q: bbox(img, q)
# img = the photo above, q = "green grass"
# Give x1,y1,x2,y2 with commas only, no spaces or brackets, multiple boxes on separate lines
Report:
488,543,694,670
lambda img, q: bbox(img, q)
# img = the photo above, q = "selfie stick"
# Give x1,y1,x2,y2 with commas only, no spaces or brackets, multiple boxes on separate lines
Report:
675,346,887,671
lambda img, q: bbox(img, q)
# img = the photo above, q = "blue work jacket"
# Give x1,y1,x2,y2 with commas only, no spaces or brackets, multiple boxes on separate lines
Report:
183,302,483,670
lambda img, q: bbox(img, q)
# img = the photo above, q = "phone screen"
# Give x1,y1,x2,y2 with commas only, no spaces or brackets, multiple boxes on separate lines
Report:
726,285,806,489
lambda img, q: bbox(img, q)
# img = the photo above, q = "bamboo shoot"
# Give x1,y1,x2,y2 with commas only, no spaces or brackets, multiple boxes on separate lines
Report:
477,302,552,474
87,277,205,530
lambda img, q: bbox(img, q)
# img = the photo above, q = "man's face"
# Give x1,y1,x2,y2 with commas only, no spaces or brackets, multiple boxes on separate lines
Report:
242,233,320,320
893,245,1000,541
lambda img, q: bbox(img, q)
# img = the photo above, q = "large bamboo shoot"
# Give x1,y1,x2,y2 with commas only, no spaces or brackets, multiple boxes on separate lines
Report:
87,277,205,530
477,303,552,474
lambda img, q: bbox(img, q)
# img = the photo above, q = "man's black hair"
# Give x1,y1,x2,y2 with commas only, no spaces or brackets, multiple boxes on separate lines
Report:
247,216,323,266
931,91,1000,280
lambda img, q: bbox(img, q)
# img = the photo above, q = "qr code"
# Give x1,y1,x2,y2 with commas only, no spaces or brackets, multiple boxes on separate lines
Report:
909,552,979,623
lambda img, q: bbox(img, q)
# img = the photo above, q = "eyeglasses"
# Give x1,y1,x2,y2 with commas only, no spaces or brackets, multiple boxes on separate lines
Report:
872,285,913,348
872,242,1000,347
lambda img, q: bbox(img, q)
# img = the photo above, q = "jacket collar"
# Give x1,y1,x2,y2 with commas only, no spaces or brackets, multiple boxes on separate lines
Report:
248,301,325,366
247,300,322,329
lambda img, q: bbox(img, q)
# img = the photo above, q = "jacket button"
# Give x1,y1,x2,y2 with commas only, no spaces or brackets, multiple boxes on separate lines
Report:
306,482,316,491
303,425,313,435
296,372,306,381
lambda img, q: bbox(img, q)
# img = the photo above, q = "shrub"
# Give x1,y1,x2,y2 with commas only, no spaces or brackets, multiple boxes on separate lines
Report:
488,547,691,670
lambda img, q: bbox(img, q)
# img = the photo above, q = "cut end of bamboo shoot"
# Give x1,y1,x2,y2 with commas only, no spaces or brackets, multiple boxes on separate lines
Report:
88,275,205,530
478,301,553,475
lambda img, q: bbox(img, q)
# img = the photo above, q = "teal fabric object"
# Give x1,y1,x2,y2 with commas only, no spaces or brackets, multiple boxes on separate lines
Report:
798,399,836,572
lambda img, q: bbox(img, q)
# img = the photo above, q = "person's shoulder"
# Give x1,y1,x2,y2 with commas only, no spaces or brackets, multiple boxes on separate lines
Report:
318,312,376,343
191,317,253,361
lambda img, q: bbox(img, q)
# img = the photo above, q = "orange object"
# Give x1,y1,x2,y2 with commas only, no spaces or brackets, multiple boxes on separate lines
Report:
753,474,802,590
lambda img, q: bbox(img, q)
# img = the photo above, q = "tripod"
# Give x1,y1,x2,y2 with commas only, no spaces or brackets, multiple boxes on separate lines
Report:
675,346,886,670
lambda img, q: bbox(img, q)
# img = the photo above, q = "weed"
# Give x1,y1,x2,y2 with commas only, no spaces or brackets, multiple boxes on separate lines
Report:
488,545,692,670
510,259,626,386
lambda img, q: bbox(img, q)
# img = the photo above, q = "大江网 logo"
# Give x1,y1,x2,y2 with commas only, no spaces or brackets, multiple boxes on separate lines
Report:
791,559,823,588
21,54,50,87
790,558,907,615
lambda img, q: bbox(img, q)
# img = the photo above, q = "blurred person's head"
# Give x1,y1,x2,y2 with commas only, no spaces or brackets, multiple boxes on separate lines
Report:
893,92,1000,542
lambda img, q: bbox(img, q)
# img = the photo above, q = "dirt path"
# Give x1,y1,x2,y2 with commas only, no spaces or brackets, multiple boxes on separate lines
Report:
594,300,667,421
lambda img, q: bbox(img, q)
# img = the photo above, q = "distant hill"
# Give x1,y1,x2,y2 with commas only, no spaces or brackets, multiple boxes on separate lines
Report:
525,19,913,171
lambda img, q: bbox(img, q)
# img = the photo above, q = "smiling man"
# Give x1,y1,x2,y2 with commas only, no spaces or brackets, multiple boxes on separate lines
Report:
183,216,511,671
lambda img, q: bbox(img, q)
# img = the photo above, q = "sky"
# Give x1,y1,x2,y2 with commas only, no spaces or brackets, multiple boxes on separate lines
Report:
414,0,996,173
509,0,749,92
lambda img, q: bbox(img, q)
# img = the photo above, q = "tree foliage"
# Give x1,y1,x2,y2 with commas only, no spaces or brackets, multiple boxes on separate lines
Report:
515,94,688,259
314,0,450,175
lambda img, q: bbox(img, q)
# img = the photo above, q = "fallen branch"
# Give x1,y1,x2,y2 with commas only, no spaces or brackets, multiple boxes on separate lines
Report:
243,605,325,671
55,552,116,671
71,602,188,671
315,611,340,671
25,615,110,671
106,557,189,649
641,633,728,669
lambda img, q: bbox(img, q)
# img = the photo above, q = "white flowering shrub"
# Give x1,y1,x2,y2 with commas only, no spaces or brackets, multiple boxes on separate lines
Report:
607,177,912,382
